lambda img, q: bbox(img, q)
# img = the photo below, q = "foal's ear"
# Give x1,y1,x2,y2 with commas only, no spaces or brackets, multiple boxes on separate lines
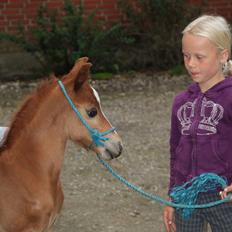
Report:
74,62,92,92
67,57,92,92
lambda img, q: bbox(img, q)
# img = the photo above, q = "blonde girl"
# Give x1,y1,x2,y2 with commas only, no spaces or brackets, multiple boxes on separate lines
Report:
163,15,232,232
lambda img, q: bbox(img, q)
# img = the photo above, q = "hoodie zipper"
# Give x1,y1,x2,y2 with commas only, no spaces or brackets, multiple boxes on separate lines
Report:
190,93,204,176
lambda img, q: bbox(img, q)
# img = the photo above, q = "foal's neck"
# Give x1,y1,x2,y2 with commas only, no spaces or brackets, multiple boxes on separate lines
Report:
3,87,68,178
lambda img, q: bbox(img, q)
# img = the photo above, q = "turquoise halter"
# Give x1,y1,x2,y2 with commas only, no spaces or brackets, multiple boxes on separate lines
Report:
58,80,115,147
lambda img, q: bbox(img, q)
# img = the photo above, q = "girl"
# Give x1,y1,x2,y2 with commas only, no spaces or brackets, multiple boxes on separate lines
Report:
163,15,232,232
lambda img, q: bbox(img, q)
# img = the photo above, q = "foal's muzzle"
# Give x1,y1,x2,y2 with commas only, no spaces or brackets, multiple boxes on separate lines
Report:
98,140,123,160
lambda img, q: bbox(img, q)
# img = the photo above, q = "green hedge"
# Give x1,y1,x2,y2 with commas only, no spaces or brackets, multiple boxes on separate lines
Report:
117,0,203,71
0,0,132,76
0,0,205,78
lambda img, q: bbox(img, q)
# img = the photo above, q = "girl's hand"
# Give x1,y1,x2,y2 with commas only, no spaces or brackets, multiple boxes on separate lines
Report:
163,206,176,232
220,184,232,201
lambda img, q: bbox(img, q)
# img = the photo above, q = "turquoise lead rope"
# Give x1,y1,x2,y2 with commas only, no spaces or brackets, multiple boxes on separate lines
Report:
58,80,231,219
96,155,231,219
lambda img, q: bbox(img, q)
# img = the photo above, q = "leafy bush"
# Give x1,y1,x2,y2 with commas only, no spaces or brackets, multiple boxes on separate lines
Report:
117,0,204,71
0,0,132,76
0,0,206,76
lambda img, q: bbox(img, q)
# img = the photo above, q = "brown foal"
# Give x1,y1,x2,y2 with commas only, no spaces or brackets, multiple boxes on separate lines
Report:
0,57,123,232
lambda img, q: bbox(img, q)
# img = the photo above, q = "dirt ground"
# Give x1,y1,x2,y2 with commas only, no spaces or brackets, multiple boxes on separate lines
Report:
0,73,190,232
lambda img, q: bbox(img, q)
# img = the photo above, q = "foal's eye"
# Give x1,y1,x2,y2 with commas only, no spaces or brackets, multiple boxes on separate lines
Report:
86,108,98,118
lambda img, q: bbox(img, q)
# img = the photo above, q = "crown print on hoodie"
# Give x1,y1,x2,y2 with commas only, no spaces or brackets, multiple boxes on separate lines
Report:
177,97,224,135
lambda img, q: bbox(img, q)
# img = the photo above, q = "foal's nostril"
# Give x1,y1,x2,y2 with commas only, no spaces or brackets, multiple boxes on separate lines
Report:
117,142,123,155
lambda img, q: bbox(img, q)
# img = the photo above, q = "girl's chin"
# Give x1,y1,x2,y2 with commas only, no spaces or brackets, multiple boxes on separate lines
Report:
190,74,201,81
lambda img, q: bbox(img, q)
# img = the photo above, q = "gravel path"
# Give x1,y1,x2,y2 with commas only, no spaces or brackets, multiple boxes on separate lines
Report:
0,73,190,232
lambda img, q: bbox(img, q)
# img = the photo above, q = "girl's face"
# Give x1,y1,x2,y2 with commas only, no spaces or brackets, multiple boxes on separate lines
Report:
182,33,228,92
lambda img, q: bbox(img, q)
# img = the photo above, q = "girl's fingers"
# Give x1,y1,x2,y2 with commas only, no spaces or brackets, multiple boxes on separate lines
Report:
170,221,176,232
219,190,227,199
164,218,171,232
164,214,175,231
163,206,175,232
220,185,232,200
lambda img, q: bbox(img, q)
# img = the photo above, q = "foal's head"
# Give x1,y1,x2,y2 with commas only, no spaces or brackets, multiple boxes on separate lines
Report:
60,57,123,160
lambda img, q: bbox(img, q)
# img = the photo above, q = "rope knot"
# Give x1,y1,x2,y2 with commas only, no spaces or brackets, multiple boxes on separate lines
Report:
90,129,109,147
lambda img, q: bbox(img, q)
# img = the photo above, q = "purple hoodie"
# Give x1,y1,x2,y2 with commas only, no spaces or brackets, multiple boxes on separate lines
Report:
169,77,232,194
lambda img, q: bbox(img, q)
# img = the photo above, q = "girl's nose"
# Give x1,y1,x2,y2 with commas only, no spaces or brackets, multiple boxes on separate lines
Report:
187,57,196,68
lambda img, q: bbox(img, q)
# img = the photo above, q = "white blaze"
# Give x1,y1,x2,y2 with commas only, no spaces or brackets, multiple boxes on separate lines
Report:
91,87,115,130
91,87,100,103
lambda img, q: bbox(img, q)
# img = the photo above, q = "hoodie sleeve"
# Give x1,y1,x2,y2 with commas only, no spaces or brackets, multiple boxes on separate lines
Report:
168,95,181,195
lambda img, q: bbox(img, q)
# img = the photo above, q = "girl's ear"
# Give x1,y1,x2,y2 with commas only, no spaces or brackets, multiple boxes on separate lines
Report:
220,49,229,64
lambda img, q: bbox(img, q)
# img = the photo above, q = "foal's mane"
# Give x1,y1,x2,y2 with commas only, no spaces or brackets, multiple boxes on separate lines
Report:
0,77,57,152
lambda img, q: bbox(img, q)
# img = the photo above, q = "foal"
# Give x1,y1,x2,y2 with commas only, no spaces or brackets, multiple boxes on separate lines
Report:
0,57,123,232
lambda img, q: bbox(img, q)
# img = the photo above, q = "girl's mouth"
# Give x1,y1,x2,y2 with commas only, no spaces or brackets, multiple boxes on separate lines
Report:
190,72,200,77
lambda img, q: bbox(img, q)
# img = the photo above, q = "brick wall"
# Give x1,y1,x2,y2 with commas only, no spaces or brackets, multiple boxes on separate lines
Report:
1,0,232,34
189,0,232,20
0,0,121,33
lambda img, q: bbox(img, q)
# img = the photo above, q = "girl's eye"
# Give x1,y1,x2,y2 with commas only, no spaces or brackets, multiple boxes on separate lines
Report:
183,54,190,59
86,108,98,118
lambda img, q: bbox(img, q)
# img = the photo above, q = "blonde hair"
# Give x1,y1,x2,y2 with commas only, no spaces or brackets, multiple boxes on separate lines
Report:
183,15,232,76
